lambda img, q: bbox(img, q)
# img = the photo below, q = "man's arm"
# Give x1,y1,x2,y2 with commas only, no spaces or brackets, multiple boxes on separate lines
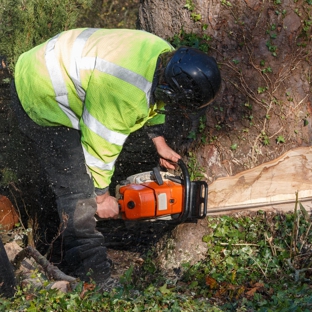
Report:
96,191,119,219
95,136,180,219
152,136,181,169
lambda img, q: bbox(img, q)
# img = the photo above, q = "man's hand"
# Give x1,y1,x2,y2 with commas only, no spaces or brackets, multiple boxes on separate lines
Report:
152,136,181,170
96,192,119,219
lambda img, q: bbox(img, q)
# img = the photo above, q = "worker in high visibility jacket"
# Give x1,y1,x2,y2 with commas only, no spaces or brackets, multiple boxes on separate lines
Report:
11,28,221,289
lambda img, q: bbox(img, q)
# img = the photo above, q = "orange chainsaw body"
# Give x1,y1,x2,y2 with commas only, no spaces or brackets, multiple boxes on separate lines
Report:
118,180,184,220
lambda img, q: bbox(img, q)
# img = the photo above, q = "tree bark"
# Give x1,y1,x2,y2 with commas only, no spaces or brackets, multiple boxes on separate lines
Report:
138,0,221,39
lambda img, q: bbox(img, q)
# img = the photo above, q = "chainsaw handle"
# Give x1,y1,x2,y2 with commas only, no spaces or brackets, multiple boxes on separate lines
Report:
172,159,191,223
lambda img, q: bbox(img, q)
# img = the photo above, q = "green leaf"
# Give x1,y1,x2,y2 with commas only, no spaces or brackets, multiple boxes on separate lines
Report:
276,135,285,143
191,13,201,22
230,143,238,150
184,3,192,10
159,283,171,294
187,131,196,139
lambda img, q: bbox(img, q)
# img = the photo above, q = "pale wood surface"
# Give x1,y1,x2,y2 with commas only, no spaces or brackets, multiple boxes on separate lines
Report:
208,147,312,214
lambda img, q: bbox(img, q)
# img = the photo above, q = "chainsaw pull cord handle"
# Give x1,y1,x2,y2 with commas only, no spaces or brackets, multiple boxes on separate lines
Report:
175,159,191,223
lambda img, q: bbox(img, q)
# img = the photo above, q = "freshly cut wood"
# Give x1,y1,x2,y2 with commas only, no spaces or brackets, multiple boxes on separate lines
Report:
208,147,312,214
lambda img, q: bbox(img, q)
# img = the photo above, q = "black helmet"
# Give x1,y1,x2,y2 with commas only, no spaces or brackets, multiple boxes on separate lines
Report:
155,47,221,109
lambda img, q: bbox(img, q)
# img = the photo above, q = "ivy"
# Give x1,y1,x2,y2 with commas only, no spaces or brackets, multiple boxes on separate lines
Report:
170,29,212,53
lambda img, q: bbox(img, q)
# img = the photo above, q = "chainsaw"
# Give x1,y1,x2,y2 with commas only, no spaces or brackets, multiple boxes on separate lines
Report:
116,159,208,224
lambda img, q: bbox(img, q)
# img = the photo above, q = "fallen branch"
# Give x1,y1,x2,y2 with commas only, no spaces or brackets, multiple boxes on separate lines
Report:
13,246,76,283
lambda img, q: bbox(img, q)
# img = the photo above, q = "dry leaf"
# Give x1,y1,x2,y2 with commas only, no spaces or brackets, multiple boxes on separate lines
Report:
80,282,96,299
236,285,245,299
205,276,218,289
245,283,264,298
135,258,144,265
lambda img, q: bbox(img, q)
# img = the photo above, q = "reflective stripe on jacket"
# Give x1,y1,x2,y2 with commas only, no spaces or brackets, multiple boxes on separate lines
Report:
15,28,173,189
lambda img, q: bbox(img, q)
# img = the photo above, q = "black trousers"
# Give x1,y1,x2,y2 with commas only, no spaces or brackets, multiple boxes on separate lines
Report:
0,238,16,297
10,82,111,282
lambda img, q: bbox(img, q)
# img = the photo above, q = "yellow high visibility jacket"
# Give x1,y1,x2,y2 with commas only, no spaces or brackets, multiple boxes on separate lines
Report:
15,28,174,189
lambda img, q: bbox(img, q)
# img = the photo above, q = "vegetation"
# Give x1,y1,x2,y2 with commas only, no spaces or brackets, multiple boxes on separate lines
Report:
0,0,139,73
0,0,96,73
1,197,311,311
0,1,311,311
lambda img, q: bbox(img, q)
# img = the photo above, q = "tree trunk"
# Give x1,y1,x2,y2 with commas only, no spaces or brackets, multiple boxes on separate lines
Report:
138,0,221,39
137,0,312,274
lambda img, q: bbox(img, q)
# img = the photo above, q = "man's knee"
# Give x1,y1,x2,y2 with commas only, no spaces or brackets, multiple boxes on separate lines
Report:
71,197,98,237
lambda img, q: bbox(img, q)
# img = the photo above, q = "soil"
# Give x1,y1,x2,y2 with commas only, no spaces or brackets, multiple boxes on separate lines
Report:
136,0,312,184
192,1,312,182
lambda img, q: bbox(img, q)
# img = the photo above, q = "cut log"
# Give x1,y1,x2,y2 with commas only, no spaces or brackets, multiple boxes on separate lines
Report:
208,147,312,214
156,147,312,276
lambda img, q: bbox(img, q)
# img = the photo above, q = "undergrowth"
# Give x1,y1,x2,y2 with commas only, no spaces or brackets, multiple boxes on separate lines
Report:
181,196,312,311
1,197,311,311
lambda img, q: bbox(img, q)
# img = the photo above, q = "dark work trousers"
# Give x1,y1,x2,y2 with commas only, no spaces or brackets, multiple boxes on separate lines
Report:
10,82,111,283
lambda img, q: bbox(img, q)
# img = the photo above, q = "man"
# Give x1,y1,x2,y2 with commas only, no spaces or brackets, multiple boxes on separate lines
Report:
11,28,221,288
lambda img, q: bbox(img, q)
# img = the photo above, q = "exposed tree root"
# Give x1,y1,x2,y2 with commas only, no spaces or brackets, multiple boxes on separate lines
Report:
13,246,76,283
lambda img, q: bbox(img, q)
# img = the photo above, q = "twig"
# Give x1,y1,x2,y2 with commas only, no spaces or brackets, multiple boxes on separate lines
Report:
290,192,299,259
250,256,267,277
299,222,312,254
264,233,277,256
8,183,27,231
44,212,68,263
219,242,259,246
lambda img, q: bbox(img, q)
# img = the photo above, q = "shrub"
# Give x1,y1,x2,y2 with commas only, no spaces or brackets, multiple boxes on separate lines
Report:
0,0,94,73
